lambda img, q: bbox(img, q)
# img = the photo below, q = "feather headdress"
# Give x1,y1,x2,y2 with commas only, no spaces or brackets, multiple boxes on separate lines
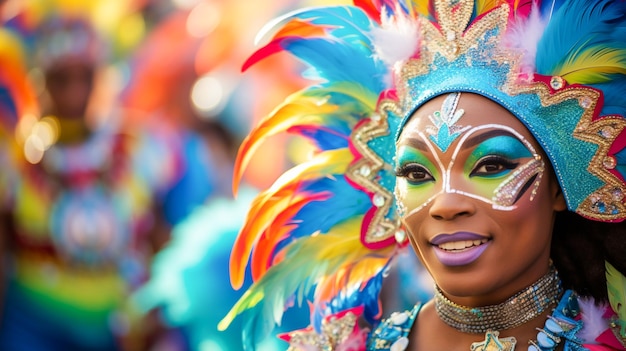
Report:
223,0,626,349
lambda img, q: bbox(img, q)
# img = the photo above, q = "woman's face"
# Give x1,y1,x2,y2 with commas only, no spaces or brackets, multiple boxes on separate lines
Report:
395,93,566,305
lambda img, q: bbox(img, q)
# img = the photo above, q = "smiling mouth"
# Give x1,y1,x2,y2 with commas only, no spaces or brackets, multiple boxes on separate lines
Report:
437,239,489,251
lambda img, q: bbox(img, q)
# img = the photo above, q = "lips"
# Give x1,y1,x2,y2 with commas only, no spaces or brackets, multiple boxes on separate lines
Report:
430,231,491,266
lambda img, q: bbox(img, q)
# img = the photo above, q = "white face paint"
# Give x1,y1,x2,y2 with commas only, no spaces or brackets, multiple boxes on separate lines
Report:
395,94,545,220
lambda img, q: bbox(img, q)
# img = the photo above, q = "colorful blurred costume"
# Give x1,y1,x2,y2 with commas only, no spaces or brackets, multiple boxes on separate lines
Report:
219,0,626,350
0,4,178,350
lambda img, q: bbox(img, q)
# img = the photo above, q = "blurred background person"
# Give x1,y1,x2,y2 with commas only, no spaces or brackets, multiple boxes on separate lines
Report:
0,1,181,350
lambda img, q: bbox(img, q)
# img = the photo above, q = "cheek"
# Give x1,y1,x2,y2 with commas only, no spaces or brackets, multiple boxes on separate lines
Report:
490,181,557,241
395,178,438,216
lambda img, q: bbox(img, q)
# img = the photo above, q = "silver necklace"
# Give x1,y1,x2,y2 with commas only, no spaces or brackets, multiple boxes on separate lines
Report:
434,267,562,334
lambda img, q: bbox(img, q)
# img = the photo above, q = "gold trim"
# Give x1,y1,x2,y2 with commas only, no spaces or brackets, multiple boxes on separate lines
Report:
346,99,402,245
508,79,626,220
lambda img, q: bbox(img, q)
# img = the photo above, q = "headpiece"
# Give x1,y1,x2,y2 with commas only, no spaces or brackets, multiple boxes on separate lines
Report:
219,0,626,349
3,0,146,70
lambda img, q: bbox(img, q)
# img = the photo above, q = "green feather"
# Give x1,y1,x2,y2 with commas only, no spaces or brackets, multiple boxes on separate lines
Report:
606,260,626,338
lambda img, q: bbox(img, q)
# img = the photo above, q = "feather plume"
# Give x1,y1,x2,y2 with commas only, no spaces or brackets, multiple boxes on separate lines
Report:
504,2,547,77
232,87,375,195
536,0,626,85
578,296,611,344
245,6,376,72
248,148,354,280
220,217,394,349
371,6,421,67
606,260,626,338
232,95,340,194
225,3,396,348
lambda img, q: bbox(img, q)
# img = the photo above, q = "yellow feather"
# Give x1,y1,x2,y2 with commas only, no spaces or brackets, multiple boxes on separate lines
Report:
559,48,626,84
605,260,626,338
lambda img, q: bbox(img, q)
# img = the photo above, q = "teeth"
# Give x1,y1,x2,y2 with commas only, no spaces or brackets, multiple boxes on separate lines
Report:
438,238,488,251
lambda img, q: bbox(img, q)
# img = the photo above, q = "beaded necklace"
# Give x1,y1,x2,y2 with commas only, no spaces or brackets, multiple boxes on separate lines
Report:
434,267,562,334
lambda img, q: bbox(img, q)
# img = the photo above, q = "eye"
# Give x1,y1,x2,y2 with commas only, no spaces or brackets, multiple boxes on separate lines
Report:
395,163,435,184
470,156,518,177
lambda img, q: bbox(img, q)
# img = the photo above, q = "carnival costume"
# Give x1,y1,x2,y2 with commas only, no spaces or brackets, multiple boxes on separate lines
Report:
220,0,626,350
0,6,179,350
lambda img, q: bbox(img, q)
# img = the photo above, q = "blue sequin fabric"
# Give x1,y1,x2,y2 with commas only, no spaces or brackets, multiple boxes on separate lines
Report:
366,290,587,351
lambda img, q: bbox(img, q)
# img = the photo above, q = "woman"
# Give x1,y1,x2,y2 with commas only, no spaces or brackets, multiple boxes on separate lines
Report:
220,0,626,350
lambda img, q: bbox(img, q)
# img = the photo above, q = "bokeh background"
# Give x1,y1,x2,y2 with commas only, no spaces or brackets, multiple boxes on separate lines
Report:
0,0,430,350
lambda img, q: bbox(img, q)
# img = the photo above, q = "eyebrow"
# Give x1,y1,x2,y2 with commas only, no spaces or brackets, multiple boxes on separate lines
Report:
400,137,429,151
463,129,519,149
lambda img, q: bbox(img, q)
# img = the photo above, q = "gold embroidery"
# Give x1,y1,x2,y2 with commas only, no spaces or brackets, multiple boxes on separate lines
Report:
346,99,403,246
508,79,626,220
286,311,358,350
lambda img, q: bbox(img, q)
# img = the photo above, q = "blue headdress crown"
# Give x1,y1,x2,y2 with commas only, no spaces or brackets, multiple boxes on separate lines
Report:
378,0,626,223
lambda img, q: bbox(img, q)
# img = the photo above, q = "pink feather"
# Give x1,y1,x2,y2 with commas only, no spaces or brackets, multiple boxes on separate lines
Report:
503,2,547,78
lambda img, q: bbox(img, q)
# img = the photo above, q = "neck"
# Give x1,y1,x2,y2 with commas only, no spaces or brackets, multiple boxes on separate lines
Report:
434,266,562,334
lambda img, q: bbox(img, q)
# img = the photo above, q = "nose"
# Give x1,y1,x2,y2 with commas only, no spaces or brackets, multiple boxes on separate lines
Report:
428,191,476,221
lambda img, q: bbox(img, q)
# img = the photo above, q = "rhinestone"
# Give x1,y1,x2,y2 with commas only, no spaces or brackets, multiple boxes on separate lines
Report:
359,165,372,177
590,194,600,204
537,332,556,348
390,312,409,325
579,96,592,109
373,225,386,237
373,193,385,207
371,112,381,122
550,76,564,90
545,319,563,333
394,228,407,243
390,336,409,351
600,126,615,138
603,156,617,169
612,188,624,201
446,30,456,41
528,344,540,351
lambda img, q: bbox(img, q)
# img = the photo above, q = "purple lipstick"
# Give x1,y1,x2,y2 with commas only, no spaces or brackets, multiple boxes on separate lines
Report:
431,231,490,266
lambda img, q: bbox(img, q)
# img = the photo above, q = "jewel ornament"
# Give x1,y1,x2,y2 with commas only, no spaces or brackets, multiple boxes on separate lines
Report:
470,330,517,351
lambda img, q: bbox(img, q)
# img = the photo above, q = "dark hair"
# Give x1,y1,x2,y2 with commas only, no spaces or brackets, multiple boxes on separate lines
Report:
551,210,626,303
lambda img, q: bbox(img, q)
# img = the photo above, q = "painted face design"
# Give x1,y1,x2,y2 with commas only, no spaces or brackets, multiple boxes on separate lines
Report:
425,92,471,152
395,94,546,218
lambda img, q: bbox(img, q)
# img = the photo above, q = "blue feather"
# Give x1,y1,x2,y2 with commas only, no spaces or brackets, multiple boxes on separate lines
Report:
294,177,371,233
538,0,567,19
320,265,386,328
290,125,351,150
592,81,626,118
298,6,377,47
536,0,626,77
269,177,370,256
284,38,387,93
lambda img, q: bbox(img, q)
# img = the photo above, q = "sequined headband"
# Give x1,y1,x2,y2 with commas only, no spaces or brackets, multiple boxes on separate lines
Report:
351,0,626,250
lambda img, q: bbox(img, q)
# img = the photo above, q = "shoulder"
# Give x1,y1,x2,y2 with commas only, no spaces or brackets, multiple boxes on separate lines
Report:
367,303,422,351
